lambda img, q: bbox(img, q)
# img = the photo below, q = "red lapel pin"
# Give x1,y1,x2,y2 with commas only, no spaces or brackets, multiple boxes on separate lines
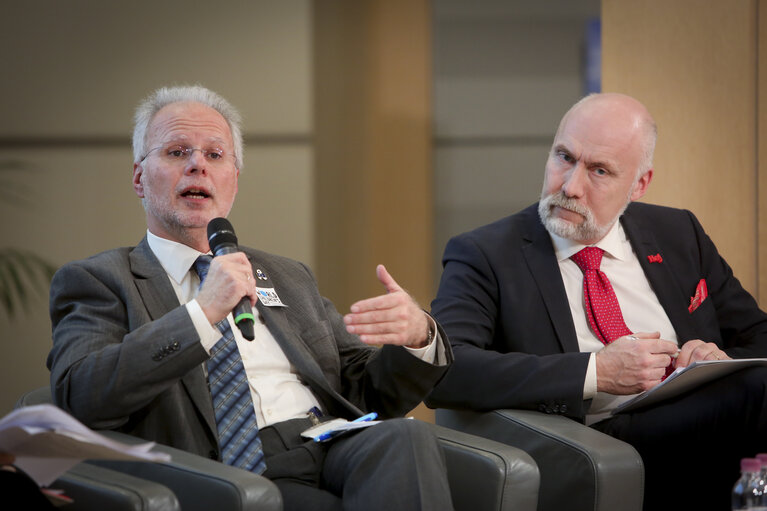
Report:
647,253,663,264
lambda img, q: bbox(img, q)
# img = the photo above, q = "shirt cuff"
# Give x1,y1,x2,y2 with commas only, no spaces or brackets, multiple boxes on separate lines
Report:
187,299,223,354
583,352,598,400
403,316,448,366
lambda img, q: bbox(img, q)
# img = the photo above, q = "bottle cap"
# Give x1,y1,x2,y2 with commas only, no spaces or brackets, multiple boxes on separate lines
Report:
742,458,761,472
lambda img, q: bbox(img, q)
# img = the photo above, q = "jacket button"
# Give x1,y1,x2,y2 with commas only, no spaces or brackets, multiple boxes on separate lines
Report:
560,404,568,413
209,450,218,460
538,404,547,413
172,341,180,349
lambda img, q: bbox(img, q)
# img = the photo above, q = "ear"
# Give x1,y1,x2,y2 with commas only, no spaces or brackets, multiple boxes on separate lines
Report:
630,169,653,201
133,162,145,198
234,167,240,194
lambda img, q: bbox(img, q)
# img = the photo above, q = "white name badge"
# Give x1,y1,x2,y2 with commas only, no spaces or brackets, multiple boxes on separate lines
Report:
257,287,286,307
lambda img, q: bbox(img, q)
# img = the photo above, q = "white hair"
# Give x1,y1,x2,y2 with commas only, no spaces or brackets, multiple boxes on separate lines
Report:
132,85,244,168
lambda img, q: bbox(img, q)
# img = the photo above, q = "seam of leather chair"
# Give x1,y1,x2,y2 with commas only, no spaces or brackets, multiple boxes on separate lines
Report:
491,410,602,508
492,410,601,458
439,437,510,504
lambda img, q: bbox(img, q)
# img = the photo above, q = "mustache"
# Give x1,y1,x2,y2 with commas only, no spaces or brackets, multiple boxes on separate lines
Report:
542,192,592,220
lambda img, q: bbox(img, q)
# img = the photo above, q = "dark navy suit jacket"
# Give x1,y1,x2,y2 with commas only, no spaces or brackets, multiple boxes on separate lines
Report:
426,202,767,422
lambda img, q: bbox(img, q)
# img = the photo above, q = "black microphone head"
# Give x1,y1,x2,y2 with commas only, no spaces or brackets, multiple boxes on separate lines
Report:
207,217,238,253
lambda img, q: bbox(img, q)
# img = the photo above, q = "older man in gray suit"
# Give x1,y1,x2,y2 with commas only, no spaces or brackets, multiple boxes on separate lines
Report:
47,85,453,511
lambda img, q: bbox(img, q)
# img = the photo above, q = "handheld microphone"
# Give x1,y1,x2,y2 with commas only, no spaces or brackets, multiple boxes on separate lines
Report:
207,217,255,341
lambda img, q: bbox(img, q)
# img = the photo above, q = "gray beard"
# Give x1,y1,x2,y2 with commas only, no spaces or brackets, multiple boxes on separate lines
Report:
538,192,627,243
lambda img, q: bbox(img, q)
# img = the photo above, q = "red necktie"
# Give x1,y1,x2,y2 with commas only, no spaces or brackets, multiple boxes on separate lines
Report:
571,247,632,345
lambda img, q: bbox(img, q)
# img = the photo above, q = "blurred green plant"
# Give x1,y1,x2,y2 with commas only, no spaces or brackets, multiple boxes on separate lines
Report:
0,248,57,317
0,159,57,318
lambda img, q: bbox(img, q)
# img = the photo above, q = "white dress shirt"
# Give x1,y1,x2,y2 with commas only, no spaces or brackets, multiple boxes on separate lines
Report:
549,221,678,424
146,231,443,427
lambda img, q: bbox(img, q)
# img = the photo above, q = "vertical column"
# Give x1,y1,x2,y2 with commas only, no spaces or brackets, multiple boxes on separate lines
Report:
314,0,433,309
602,0,759,298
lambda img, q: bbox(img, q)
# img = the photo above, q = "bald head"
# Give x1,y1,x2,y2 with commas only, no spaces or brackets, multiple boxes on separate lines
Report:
557,93,657,176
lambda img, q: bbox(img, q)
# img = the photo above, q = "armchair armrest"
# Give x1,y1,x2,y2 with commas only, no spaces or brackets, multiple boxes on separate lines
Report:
91,430,281,511
431,423,539,511
55,462,180,511
436,409,643,511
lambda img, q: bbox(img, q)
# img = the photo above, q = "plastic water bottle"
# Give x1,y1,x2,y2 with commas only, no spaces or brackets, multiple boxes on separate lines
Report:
733,458,766,510
756,454,767,507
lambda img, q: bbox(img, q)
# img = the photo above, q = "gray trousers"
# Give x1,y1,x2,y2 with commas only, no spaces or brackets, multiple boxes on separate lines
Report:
260,417,453,511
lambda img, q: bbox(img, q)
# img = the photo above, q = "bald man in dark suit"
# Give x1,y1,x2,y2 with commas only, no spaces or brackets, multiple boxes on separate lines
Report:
427,93,767,510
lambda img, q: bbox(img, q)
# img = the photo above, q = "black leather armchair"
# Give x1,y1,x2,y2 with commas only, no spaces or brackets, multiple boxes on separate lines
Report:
436,408,644,511
17,387,542,511
432,423,539,510
52,463,181,511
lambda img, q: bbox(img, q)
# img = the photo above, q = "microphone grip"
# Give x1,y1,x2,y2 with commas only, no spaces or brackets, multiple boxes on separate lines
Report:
211,244,254,340
207,219,255,340
233,296,255,341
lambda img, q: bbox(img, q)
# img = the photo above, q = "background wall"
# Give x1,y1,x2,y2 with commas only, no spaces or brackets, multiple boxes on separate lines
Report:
432,0,600,286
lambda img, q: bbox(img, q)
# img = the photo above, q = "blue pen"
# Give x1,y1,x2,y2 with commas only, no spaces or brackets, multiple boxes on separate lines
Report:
314,430,336,442
352,412,378,423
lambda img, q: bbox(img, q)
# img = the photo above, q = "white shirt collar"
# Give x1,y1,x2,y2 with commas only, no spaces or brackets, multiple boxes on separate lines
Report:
146,230,209,284
549,218,630,263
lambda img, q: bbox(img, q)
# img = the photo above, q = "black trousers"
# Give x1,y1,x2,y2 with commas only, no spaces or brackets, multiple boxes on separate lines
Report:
592,366,767,511
260,417,453,511
0,467,56,510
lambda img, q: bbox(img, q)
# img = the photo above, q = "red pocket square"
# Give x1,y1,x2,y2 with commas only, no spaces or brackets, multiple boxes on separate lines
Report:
688,279,708,313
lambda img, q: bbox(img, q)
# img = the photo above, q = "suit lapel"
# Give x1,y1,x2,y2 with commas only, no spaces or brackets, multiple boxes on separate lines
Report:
250,260,362,416
621,209,698,341
522,219,580,353
130,240,181,321
129,238,218,438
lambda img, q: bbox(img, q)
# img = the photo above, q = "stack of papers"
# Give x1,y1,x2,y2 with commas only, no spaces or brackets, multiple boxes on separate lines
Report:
613,358,767,414
0,404,170,486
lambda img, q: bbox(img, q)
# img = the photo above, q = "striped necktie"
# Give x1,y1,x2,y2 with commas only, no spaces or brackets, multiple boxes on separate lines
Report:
194,255,266,474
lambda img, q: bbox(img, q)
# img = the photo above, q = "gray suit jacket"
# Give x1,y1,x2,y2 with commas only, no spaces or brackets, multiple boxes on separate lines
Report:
48,237,451,460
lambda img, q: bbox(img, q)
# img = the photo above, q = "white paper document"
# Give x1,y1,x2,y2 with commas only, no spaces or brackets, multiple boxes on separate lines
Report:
300,417,381,442
0,404,170,486
612,358,767,415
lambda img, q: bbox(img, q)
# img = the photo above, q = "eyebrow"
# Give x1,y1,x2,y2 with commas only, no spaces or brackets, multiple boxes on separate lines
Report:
553,143,616,171
160,136,228,148
203,136,228,147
